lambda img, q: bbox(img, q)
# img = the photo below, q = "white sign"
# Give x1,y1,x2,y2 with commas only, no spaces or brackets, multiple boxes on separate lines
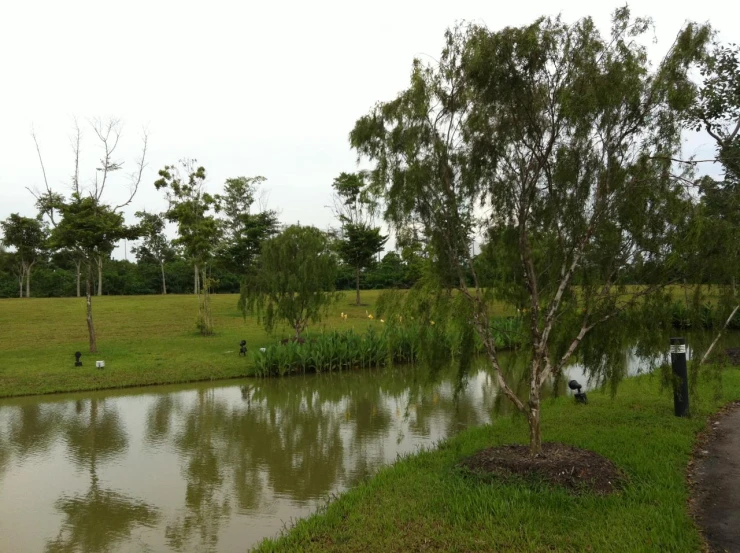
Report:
670,344,686,354
96,360,105,368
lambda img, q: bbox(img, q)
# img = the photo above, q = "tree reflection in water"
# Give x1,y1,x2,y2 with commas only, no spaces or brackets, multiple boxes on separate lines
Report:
45,399,159,553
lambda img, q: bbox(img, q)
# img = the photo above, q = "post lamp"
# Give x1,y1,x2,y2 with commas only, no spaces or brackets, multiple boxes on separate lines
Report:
569,380,588,404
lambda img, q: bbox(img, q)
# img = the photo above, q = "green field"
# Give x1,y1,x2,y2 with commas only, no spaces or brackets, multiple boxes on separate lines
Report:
254,369,740,553
0,287,727,399
0,292,401,398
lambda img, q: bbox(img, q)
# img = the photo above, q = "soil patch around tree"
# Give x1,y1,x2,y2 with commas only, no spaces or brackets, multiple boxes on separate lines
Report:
459,442,625,495
688,400,740,553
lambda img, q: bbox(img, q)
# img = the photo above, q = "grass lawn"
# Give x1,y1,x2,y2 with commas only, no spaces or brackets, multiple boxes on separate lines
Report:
254,367,740,553
0,291,390,398
0,290,514,398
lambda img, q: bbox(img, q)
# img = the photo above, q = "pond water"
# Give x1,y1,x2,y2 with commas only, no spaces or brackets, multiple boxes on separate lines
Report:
0,333,736,552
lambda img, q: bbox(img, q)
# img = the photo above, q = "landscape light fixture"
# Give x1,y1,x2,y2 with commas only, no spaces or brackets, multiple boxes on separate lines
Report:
568,380,588,404
74,351,82,367
239,340,248,357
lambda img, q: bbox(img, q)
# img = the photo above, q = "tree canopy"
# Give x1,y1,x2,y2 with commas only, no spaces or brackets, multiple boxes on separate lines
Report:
239,225,340,337
351,9,710,454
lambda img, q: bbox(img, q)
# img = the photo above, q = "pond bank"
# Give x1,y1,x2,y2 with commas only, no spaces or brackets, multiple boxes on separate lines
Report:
253,368,740,553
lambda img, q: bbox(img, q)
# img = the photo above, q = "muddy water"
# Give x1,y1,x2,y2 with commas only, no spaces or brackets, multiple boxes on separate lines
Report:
0,334,735,552
0,364,504,552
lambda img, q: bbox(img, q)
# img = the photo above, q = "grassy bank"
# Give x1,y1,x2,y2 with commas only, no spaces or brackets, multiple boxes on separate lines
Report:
0,291,406,398
254,368,740,553
0,291,516,398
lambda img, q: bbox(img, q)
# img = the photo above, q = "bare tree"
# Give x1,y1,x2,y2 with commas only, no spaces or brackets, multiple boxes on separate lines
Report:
29,118,148,352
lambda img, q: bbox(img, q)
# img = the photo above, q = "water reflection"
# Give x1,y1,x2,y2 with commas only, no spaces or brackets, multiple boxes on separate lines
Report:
1,335,736,552
46,399,159,553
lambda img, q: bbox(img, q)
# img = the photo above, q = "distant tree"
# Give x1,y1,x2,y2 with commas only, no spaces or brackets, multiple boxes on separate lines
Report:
240,225,340,337
132,211,176,295
154,160,221,335
215,176,279,275
335,224,387,304
351,11,709,455
50,197,139,351
31,118,147,352
0,213,46,297
331,172,387,305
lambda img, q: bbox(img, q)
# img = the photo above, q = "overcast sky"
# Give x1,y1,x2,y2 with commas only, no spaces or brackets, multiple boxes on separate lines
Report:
2,0,738,258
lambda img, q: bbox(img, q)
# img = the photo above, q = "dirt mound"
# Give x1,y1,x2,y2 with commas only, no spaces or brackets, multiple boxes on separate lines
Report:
459,442,624,495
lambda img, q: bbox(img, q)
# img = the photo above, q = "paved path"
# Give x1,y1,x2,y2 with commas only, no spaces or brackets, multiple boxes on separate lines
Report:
693,406,740,553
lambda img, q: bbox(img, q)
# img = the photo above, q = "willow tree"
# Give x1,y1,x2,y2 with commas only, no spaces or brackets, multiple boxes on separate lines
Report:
350,10,709,454
239,225,340,337
690,42,740,361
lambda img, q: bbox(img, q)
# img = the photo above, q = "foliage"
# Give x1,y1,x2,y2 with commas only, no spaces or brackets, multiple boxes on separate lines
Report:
334,223,388,303
215,176,279,275
240,225,342,337
132,211,176,294
250,319,521,377
350,10,710,453
331,172,387,305
155,159,220,334
0,213,46,297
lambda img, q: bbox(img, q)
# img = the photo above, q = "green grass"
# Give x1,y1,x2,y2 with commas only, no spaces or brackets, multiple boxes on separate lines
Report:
253,368,740,553
0,291,392,398
0,291,514,398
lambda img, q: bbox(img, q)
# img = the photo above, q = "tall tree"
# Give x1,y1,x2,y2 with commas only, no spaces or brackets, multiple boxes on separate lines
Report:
331,172,387,305
155,160,220,335
31,118,147,352
350,11,709,455
0,213,46,297
239,225,340,337
132,211,176,295
689,42,740,361
215,176,279,275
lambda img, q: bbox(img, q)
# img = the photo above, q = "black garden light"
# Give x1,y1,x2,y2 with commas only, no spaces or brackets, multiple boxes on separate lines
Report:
74,351,82,367
569,380,588,404
239,340,248,357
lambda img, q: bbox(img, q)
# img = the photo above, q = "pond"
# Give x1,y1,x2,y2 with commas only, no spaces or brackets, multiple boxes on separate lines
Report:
0,333,736,552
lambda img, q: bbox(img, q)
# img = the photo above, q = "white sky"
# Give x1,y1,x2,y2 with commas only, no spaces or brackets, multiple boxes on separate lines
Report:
1,0,738,258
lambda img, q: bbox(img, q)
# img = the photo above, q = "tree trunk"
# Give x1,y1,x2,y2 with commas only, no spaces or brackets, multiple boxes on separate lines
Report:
701,303,740,365
161,262,167,295
355,265,361,305
85,264,97,353
194,263,199,295
197,266,213,335
97,256,103,296
528,369,542,456
26,262,34,298
76,261,81,298
18,270,24,298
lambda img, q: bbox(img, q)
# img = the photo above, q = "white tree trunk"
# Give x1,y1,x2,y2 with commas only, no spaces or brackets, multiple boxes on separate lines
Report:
76,260,81,297
85,263,97,353
97,256,103,296
26,261,34,298
161,262,167,295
